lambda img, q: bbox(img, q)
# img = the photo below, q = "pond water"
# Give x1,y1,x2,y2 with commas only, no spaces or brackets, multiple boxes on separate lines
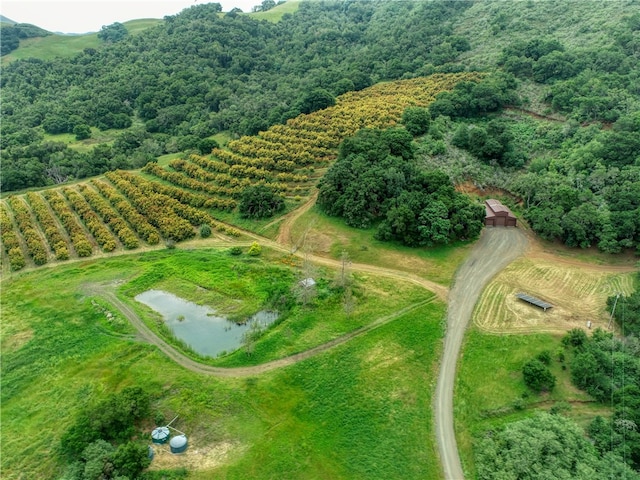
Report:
135,289,278,357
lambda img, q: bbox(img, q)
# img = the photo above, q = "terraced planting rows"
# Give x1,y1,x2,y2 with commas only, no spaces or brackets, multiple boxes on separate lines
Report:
472,257,636,333
1,73,481,272
0,170,240,270
143,73,483,203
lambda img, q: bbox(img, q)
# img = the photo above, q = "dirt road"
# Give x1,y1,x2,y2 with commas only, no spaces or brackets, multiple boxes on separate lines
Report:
434,227,528,480
86,285,436,378
84,200,525,479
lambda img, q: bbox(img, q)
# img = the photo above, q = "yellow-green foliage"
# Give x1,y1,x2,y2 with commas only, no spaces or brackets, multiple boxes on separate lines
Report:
7,196,48,265
0,202,26,270
1,74,477,270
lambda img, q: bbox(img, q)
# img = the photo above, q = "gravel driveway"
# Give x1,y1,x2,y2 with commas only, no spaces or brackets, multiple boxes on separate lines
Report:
434,227,528,480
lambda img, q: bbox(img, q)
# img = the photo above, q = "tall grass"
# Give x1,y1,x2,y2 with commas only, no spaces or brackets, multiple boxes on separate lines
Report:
1,247,445,479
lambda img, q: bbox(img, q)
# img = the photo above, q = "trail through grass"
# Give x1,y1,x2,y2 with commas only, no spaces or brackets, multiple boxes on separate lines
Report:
1,247,445,479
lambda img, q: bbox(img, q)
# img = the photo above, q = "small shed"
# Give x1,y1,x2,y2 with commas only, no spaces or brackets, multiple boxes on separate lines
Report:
485,199,517,227
516,293,553,311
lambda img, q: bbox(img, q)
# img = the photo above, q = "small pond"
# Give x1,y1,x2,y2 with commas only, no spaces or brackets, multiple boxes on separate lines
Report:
135,289,278,357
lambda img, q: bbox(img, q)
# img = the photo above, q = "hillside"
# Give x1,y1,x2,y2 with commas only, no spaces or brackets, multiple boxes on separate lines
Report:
4,0,636,255
0,21,51,55
0,73,478,271
1,2,640,479
0,2,299,63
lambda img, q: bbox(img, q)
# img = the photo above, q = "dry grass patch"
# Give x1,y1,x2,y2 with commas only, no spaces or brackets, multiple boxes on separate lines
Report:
473,257,636,334
148,439,243,472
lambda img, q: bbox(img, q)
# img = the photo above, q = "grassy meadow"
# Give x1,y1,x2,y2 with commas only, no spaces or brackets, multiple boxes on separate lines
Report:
288,206,473,286
1,19,161,64
250,0,301,22
1,246,445,479
454,328,613,479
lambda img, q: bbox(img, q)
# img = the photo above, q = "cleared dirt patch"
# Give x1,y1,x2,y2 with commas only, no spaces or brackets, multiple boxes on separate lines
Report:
148,439,242,471
473,257,636,334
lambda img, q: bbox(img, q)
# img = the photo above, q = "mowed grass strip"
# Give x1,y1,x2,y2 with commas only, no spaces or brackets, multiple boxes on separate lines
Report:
472,257,636,333
1,248,445,479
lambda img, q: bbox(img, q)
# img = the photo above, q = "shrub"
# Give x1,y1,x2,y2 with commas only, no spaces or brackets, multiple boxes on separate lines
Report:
247,242,261,256
200,223,212,238
562,328,587,348
238,185,285,219
522,358,556,392
536,350,552,365
229,246,243,256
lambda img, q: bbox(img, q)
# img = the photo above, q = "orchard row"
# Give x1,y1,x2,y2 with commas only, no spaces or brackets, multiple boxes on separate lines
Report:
0,170,239,270
1,73,478,270
141,73,480,215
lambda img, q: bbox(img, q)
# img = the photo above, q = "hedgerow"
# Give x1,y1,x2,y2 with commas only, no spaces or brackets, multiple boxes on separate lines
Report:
26,192,70,260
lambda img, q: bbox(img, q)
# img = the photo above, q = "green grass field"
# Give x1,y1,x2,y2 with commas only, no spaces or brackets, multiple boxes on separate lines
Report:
1,246,445,479
249,0,301,22
289,206,473,286
2,19,161,63
454,328,613,479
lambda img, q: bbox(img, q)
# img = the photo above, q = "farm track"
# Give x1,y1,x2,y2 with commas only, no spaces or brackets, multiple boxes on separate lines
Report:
275,190,318,246
85,283,437,378
25,194,621,479
81,199,526,479
434,227,528,480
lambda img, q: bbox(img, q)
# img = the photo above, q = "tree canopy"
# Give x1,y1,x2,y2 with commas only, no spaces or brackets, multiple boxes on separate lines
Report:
476,412,639,480
317,127,484,247
563,327,640,472
238,184,285,219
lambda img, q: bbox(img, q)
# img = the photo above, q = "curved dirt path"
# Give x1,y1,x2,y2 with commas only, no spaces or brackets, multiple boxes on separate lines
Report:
275,190,318,246
434,227,528,480
183,218,450,302
86,283,436,377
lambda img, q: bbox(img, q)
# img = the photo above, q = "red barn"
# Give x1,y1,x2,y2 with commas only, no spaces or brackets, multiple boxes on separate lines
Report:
485,199,517,227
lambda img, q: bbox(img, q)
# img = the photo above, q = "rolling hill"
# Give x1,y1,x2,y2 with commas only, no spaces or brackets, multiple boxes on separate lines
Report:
1,2,639,479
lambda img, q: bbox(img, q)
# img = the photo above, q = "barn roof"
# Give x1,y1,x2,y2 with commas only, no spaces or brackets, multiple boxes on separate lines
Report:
516,293,553,311
485,199,516,218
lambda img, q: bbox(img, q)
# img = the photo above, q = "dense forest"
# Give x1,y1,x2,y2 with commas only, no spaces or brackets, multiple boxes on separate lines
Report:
317,126,485,246
2,0,639,253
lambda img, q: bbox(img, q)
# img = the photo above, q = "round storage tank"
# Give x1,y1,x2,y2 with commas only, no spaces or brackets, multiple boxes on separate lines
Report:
170,434,188,454
151,426,170,444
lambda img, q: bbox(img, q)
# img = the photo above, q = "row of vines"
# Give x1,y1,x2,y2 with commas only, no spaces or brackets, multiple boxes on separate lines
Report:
1,73,480,271
141,72,481,211
0,170,239,270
